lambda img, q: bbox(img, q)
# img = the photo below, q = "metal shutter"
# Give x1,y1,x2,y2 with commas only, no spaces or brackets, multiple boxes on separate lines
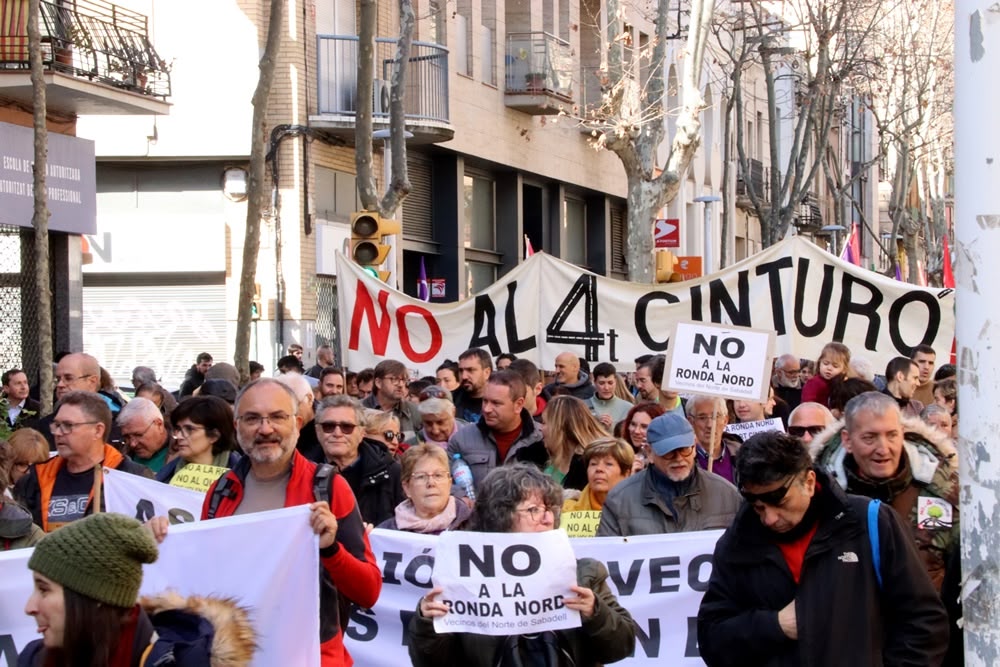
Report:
611,205,626,277
82,284,228,391
403,152,433,241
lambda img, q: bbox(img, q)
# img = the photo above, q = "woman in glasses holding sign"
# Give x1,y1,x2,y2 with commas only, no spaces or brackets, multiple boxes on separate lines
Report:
156,396,241,492
378,444,473,534
409,464,636,667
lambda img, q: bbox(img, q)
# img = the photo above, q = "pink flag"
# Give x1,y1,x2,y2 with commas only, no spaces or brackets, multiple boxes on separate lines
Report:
525,235,535,259
942,234,955,288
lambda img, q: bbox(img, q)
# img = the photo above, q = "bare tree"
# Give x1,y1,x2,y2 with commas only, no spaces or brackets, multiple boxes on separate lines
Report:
722,0,884,248
234,0,285,384
355,0,415,217
573,0,716,283
28,0,53,413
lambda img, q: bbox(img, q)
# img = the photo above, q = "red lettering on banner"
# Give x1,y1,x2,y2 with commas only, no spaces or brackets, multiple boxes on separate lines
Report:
348,281,391,354
397,305,443,362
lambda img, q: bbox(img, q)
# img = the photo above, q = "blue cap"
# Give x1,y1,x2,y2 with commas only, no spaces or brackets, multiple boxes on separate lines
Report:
646,409,695,456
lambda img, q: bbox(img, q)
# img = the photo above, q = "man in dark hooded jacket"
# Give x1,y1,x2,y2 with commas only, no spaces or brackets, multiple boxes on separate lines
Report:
543,352,595,400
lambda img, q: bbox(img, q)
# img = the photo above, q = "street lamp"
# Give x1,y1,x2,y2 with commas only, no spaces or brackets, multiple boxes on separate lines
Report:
372,129,413,288
694,195,722,273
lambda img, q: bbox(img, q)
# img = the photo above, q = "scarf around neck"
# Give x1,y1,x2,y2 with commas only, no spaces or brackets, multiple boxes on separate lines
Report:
394,496,458,533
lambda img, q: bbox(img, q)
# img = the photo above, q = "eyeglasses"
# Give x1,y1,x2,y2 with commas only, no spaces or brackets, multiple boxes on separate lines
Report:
238,413,292,428
318,421,357,435
514,505,559,522
173,424,207,438
55,373,93,385
13,461,30,472
692,413,723,424
121,421,157,444
740,475,797,506
661,445,695,459
381,376,408,385
787,425,826,438
409,472,450,485
383,431,405,443
49,420,99,435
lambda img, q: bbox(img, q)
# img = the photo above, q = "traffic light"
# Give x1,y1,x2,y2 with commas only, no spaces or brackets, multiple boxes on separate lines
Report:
351,210,400,281
655,249,679,283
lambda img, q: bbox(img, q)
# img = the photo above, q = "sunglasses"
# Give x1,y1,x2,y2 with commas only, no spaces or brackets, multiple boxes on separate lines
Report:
787,425,826,438
318,421,358,435
418,386,452,401
739,474,796,506
383,431,405,443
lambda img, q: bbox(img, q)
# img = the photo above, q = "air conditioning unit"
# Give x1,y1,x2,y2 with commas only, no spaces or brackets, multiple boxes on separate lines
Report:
373,80,391,114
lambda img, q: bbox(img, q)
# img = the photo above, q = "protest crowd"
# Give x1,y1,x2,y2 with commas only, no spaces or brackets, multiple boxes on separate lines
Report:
0,335,963,666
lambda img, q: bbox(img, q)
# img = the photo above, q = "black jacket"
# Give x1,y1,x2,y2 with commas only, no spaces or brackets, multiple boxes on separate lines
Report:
697,470,948,667
178,365,205,397
514,440,588,490
336,438,405,525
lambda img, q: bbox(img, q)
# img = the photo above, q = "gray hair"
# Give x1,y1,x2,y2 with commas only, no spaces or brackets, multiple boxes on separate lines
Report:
849,356,876,383
417,397,455,417
920,403,951,422
776,354,799,370
473,463,563,533
234,378,299,416
843,391,900,432
131,366,157,386
276,372,314,404
685,395,727,418
316,394,365,425
117,396,164,425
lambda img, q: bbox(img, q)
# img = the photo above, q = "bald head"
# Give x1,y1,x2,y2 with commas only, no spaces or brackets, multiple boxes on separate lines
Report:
55,353,101,400
554,352,581,384
788,402,835,445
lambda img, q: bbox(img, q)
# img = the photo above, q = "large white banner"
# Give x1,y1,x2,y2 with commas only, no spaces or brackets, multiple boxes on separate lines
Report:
103,466,205,524
343,528,721,666
0,506,321,667
337,237,955,374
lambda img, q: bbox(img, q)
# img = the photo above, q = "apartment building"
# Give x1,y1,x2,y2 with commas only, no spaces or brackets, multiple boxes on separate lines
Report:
76,0,728,386
0,0,170,382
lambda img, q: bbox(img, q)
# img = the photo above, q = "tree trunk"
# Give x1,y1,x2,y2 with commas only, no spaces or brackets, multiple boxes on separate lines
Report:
28,0,53,414
356,0,378,209
234,0,285,385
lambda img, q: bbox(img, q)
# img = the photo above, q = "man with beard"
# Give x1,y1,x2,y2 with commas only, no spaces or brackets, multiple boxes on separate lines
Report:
147,378,381,667
361,359,421,439
697,431,947,666
451,348,493,424
772,354,803,411
633,356,682,411
597,410,739,536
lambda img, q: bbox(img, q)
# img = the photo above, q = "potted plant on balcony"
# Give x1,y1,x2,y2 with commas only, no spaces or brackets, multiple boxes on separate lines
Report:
525,71,545,91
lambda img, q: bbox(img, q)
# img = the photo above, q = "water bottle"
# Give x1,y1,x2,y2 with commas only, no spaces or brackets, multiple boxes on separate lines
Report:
451,453,477,502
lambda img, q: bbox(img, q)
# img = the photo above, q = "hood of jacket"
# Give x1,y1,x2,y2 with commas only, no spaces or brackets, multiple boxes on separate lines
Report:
561,370,591,390
141,591,257,667
350,437,396,481
0,501,34,539
809,415,956,488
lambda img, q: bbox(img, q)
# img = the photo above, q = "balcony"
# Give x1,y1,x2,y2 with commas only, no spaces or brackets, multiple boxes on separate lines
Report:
795,192,823,231
0,0,170,115
312,35,453,144
736,158,767,209
504,32,573,115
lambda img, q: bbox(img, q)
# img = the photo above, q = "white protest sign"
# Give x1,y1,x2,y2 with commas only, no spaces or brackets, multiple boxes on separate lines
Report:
338,236,954,374
0,506,320,667
432,529,581,635
343,528,721,666
724,418,786,440
664,322,775,401
103,466,205,524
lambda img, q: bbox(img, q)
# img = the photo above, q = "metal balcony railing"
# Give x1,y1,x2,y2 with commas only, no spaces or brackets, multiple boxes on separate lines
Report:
797,192,823,229
505,32,572,99
316,35,449,123
0,0,170,98
736,158,767,202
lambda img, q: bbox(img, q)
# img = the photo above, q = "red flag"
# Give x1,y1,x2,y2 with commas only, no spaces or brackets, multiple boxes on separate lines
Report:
942,234,955,288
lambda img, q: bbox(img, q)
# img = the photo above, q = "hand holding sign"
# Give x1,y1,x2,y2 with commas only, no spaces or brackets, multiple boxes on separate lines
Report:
309,501,339,549
564,584,596,619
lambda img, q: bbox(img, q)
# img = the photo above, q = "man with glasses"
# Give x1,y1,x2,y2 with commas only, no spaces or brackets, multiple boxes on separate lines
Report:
32,353,125,451
787,402,835,447
772,353,803,410
687,396,741,484
597,409,739,536
361,359,420,439
316,395,404,525
697,431,947,666
148,378,382,667
14,391,153,532
117,397,172,473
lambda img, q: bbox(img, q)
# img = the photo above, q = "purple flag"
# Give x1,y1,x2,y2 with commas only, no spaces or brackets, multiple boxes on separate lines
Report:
417,257,430,301
894,263,902,281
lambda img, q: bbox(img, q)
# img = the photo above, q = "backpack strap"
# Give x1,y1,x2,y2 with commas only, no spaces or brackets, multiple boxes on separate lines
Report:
206,474,236,520
867,499,882,589
313,463,335,504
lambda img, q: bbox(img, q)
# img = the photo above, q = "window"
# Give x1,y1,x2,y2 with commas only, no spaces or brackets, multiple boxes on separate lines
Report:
463,175,495,249
465,261,497,295
427,0,445,45
563,198,586,266
315,167,359,222
455,2,472,76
